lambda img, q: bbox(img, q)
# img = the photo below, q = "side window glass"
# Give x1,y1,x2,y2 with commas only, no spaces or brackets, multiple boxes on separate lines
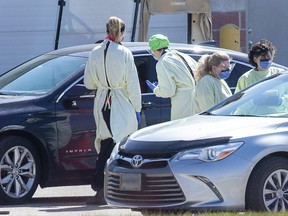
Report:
135,56,157,93
226,62,252,93
135,59,148,93
188,55,201,62
64,78,94,98
147,56,157,81
61,78,95,110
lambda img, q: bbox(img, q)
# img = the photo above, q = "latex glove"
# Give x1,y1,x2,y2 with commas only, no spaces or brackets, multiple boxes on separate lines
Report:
146,80,158,91
253,90,282,106
136,112,141,124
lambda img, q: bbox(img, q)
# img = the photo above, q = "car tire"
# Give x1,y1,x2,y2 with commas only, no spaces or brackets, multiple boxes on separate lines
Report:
246,156,288,212
0,136,40,204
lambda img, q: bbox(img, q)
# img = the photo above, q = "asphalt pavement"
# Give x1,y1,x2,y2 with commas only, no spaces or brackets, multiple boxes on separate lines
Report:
0,185,143,216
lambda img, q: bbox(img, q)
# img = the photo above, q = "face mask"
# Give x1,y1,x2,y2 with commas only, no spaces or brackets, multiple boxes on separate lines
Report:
153,56,160,61
218,69,231,80
151,49,167,61
259,59,272,70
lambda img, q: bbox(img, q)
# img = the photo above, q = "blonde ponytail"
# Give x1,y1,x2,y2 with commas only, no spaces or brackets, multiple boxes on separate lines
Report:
106,16,125,42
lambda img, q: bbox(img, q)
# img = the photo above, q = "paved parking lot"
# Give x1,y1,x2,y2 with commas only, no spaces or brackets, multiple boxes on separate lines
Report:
0,185,143,216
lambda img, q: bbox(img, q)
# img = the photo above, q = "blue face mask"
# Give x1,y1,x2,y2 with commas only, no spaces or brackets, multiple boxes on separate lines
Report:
218,69,231,80
259,59,272,70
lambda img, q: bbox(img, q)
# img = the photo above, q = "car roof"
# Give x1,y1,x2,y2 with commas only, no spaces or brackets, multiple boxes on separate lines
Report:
47,42,247,58
37,42,288,70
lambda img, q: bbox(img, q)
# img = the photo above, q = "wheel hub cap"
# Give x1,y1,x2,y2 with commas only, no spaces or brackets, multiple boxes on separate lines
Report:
276,189,284,199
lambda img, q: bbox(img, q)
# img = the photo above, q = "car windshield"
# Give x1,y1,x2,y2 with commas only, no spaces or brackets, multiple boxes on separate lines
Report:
0,54,87,95
204,72,288,117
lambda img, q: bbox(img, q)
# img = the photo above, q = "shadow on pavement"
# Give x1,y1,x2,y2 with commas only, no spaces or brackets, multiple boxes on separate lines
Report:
0,196,141,215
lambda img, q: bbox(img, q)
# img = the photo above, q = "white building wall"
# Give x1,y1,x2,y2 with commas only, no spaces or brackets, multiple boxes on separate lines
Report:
51,0,188,47
0,0,245,73
58,0,136,47
0,0,193,73
210,0,245,11
0,1,58,73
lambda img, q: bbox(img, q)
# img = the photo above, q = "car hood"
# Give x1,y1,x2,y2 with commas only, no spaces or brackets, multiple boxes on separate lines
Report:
0,94,37,102
0,95,39,111
121,114,288,155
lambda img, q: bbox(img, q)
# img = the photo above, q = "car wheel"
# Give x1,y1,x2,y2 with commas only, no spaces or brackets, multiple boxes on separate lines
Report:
0,136,40,204
246,156,288,212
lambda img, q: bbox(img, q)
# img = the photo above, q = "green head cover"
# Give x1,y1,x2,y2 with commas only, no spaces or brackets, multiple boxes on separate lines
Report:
149,34,170,51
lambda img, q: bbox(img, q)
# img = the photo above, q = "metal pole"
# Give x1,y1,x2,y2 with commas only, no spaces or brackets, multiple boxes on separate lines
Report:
131,0,140,42
187,13,191,44
54,0,66,50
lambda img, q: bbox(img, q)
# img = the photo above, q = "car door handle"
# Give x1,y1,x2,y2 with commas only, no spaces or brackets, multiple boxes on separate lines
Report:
63,99,79,110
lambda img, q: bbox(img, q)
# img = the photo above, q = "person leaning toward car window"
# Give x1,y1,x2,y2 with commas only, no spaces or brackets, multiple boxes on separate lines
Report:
146,34,197,121
193,51,232,113
235,39,288,110
235,39,283,93
83,16,142,205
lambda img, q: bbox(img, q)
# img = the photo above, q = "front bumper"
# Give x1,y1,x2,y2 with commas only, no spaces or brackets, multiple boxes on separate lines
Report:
104,153,252,211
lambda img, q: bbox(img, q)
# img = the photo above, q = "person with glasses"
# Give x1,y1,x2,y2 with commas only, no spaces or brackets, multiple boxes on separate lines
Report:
193,51,232,113
235,39,283,93
146,34,197,120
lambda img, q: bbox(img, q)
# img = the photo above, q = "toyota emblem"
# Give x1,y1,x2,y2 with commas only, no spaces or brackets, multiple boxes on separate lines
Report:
131,155,143,168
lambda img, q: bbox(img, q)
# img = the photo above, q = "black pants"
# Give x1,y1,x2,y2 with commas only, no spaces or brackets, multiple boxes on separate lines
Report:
91,105,115,192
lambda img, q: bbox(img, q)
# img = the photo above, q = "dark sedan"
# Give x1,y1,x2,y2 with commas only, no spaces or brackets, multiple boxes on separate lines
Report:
0,42,286,204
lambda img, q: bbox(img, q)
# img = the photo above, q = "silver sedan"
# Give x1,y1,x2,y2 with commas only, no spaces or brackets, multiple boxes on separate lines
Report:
104,72,288,212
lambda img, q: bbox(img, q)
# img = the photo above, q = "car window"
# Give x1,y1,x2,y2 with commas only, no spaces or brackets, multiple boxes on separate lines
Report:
134,52,253,95
225,61,252,93
207,73,288,117
187,54,252,93
0,55,86,95
64,79,94,98
135,58,148,93
135,56,157,93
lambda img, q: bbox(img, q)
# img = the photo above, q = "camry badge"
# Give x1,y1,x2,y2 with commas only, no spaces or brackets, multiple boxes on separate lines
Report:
131,155,143,168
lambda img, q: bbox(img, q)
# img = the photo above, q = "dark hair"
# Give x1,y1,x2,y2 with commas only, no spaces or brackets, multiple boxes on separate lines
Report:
248,39,276,67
